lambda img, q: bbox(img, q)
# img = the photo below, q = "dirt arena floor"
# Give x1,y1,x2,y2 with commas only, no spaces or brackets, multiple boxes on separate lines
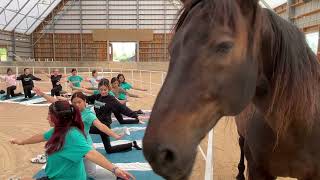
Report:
0,70,294,180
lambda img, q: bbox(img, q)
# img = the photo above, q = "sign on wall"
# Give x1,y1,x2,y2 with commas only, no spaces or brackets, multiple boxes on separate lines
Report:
305,32,319,54
92,29,154,41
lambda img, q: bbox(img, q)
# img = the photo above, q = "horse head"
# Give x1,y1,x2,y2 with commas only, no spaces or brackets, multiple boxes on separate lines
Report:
143,0,263,179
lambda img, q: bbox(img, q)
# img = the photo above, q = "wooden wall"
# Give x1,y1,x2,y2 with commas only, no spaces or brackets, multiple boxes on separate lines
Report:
139,33,172,62
33,33,107,61
33,33,172,62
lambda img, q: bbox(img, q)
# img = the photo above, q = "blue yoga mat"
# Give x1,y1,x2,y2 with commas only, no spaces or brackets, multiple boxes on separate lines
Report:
0,93,50,105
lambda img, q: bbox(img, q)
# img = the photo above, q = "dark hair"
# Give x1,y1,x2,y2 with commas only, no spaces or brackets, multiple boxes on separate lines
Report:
117,74,125,82
71,91,86,102
98,78,110,88
71,68,77,73
111,77,119,84
7,68,12,74
92,69,97,76
23,68,29,72
46,100,85,155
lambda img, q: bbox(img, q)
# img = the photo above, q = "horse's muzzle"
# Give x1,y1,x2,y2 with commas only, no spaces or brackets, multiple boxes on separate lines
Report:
143,140,194,180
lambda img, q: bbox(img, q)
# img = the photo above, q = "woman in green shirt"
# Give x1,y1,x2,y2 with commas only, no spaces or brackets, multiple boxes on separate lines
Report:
33,87,126,179
117,74,147,91
10,100,134,180
111,77,140,101
67,69,83,88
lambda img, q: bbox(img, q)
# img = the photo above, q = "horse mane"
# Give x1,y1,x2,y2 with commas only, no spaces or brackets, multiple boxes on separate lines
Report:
265,9,320,138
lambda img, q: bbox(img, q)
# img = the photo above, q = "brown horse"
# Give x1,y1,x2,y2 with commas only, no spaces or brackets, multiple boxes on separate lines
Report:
143,0,320,179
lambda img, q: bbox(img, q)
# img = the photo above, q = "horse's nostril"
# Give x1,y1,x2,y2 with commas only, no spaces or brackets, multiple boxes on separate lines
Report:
159,148,176,164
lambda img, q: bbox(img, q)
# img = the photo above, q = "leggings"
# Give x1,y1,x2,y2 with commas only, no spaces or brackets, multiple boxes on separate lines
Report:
51,85,62,96
6,85,16,97
113,111,139,124
89,125,132,154
84,158,96,178
23,85,33,98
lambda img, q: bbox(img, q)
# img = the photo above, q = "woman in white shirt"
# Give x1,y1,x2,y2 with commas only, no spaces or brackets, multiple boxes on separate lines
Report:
0,68,21,99
85,70,103,90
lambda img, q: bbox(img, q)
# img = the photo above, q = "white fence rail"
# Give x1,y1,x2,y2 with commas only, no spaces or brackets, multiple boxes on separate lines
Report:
0,66,167,97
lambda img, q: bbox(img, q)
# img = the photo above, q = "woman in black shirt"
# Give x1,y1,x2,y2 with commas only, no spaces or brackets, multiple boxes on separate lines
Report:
41,69,67,96
17,68,41,99
86,79,143,154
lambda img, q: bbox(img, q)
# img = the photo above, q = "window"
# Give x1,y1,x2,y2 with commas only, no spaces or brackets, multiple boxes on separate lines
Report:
111,42,136,62
0,48,7,61
305,32,319,54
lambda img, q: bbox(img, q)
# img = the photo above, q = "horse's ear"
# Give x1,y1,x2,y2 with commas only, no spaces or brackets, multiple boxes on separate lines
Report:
237,0,259,15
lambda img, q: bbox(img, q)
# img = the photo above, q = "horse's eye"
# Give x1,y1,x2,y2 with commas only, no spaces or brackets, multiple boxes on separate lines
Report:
215,42,234,54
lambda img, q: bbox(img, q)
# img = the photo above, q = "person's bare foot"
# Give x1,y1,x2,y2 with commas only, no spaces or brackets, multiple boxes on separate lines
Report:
132,141,142,150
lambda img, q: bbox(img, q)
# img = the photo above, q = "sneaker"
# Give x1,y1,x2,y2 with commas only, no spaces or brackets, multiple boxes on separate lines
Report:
30,154,47,164
124,127,130,136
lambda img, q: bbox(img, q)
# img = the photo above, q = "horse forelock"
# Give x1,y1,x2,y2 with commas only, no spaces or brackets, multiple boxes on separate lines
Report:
174,0,247,34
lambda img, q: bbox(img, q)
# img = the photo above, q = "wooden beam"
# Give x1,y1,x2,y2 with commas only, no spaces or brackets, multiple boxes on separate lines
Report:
33,0,71,33
274,0,309,15
274,3,288,14
292,8,320,20
300,24,320,33
291,0,305,7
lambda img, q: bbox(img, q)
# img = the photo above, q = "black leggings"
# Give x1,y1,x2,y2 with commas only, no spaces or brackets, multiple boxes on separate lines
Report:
51,85,62,96
89,125,132,154
113,111,140,124
6,85,16,97
23,85,33,98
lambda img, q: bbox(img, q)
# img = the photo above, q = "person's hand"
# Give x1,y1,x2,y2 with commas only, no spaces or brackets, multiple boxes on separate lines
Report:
115,133,125,140
33,87,44,96
10,138,23,145
115,168,135,180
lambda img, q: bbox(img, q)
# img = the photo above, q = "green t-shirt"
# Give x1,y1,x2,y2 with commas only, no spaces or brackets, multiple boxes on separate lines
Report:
68,75,83,87
93,90,100,95
81,107,97,145
109,91,116,97
118,92,127,100
43,128,92,180
120,82,132,90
